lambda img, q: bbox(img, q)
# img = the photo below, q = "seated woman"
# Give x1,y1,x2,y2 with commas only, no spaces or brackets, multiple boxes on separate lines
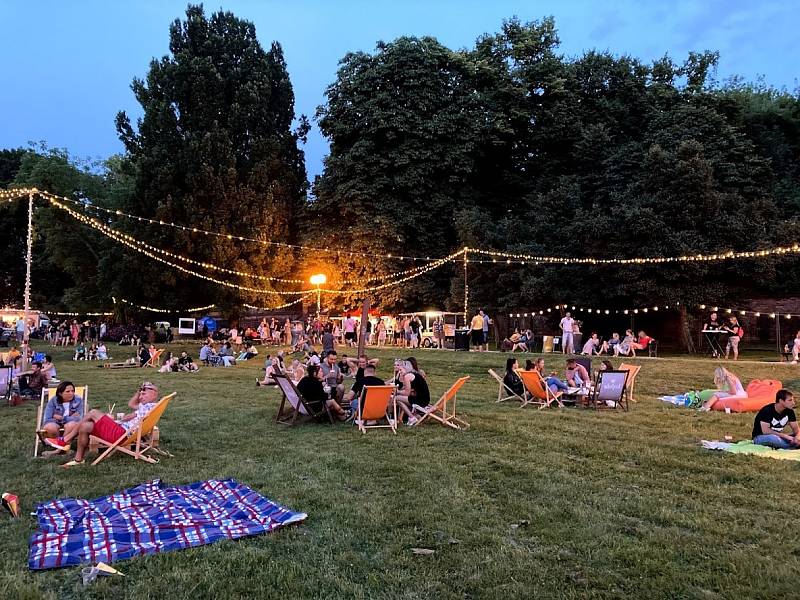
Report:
512,330,530,353
40,381,84,456
630,330,654,353
393,360,431,425
530,357,567,395
289,359,305,383
607,333,621,354
296,364,347,421
256,355,282,386
406,356,427,380
238,343,259,361
614,330,636,357
581,333,607,356
700,366,746,411
138,344,151,367
87,344,98,360
96,342,108,360
503,357,525,397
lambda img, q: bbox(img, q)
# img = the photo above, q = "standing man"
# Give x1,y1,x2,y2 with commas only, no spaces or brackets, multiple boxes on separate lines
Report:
470,310,485,352
480,309,492,352
752,389,799,449
15,316,25,343
559,312,575,354
343,315,357,347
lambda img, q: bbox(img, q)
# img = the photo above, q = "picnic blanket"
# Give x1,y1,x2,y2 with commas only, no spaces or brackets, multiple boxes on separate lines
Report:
29,479,307,570
701,440,800,461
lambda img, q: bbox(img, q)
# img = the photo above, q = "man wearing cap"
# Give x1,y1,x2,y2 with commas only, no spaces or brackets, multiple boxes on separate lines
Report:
54,381,161,467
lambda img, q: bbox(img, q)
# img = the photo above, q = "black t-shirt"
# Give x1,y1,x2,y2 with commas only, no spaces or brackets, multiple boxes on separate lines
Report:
297,376,327,408
352,373,382,397
178,355,192,366
409,372,430,407
752,403,797,438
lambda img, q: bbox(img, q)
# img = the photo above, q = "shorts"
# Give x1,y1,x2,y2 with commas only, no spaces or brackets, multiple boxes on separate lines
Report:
345,332,356,341
470,330,483,346
92,415,127,443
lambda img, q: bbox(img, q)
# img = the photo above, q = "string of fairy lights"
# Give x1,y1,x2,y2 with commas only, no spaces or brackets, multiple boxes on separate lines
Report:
4,187,800,316
507,302,800,320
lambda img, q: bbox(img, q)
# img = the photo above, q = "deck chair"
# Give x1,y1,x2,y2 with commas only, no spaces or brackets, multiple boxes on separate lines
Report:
411,376,470,430
273,373,333,425
33,385,89,457
488,369,525,404
142,349,163,368
0,365,11,405
90,392,176,465
355,385,397,434
618,363,641,403
518,369,564,409
590,370,629,411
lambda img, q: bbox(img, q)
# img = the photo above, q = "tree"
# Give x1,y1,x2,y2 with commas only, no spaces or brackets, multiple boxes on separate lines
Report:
114,4,308,312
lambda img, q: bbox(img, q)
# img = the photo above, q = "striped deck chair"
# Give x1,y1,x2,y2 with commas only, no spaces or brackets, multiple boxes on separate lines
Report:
488,369,525,404
618,363,641,403
518,369,563,409
90,392,176,465
142,349,164,368
355,385,397,434
34,385,88,457
412,376,470,430
273,373,333,425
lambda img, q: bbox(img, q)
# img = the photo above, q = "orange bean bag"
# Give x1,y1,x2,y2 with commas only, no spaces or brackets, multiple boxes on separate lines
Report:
712,379,782,413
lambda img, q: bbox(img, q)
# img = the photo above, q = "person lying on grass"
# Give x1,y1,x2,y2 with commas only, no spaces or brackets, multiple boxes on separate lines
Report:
296,364,348,421
51,381,161,467
752,389,800,449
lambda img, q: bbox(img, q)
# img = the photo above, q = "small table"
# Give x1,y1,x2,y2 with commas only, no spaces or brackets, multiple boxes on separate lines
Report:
701,329,726,358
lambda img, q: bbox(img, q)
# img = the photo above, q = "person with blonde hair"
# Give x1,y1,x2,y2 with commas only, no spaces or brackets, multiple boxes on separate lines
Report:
700,366,747,411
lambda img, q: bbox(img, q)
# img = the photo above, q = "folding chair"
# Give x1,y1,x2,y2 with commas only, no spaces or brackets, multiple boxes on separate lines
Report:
355,385,397,434
488,369,525,404
273,373,333,425
590,370,629,411
142,349,164,368
411,376,470,430
34,385,88,457
90,392,176,465
518,369,564,409
618,363,641,403
0,365,11,405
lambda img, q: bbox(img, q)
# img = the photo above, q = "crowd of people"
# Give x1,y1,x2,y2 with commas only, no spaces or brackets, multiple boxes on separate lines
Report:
504,320,655,358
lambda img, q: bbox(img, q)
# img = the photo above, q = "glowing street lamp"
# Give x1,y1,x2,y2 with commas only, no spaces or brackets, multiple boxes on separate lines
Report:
310,274,327,315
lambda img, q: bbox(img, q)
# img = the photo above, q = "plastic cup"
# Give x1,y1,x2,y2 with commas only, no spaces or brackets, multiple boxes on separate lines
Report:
724,407,731,414
116,412,125,421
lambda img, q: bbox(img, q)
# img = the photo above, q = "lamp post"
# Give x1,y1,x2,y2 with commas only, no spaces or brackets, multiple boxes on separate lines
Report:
310,274,326,316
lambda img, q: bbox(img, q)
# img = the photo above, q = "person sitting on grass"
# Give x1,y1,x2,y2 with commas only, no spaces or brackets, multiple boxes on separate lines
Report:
581,333,608,356
19,361,51,398
296,364,347,421
177,351,199,372
256,355,282,386
55,381,161,467
289,359,305,383
752,389,799,449
238,343,259,361
503,357,525,397
41,381,84,456
96,342,108,360
218,342,236,367
73,341,87,361
42,355,57,381
614,330,635,357
393,360,430,425
700,366,747,411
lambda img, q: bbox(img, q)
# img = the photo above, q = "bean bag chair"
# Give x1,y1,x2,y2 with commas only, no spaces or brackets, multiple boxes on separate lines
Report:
712,379,782,413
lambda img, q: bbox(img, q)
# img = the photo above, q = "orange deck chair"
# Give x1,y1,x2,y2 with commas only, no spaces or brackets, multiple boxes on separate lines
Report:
412,376,470,430
518,369,564,409
90,392,176,465
142,349,164,368
355,385,398,434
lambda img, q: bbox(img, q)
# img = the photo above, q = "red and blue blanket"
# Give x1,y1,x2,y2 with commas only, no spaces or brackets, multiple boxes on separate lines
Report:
29,479,307,570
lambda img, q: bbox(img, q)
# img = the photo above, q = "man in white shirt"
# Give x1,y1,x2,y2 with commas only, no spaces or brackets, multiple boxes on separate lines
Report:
559,312,575,354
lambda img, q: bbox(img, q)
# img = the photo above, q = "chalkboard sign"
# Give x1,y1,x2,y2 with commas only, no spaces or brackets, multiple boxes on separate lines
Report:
596,370,628,403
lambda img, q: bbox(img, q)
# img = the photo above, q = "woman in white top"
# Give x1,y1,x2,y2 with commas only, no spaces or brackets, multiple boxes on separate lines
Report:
791,330,800,364
700,367,747,411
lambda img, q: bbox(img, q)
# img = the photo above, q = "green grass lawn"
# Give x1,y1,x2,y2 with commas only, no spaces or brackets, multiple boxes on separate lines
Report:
2,342,799,599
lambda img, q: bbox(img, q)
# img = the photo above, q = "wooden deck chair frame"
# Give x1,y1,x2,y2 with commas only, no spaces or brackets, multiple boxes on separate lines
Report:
90,392,176,465
488,369,525,404
356,385,397,434
273,373,334,426
412,376,470,430
618,363,641,403
142,349,163,368
518,369,564,409
34,385,88,457
590,370,629,411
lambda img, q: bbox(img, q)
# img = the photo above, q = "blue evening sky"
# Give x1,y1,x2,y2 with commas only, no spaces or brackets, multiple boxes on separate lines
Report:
1,0,797,182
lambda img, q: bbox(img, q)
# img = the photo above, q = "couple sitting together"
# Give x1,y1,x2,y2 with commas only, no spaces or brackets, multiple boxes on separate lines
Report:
41,380,162,467
504,356,614,398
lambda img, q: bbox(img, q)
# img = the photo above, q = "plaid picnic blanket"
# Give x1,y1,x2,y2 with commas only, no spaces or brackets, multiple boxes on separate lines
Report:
29,479,307,570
